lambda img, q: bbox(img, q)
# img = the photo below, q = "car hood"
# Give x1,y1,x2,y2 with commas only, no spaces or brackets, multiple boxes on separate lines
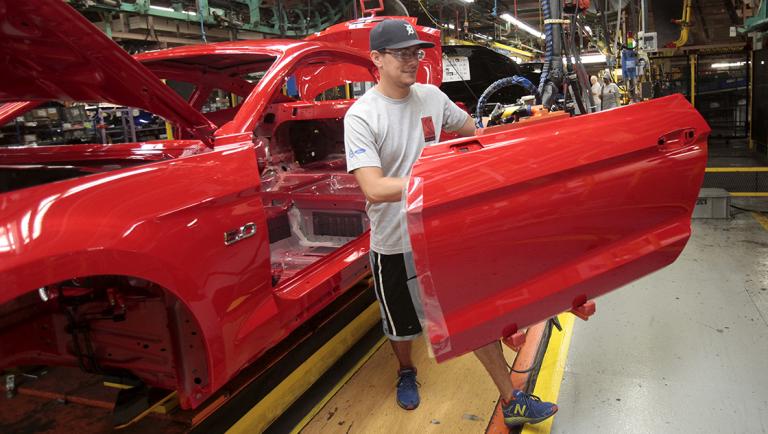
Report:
0,0,217,145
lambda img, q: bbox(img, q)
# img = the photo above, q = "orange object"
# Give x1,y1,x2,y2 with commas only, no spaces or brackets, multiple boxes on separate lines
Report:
502,330,527,352
570,300,596,321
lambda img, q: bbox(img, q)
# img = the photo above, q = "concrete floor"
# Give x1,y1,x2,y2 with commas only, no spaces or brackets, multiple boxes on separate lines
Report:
552,206,768,433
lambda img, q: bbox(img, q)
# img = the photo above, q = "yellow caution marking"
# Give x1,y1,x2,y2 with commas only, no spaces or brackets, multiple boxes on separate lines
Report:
731,192,768,197
753,212,768,232
288,335,386,434
227,302,381,434
114,391,178,430
521,313,576,434
706,167,768,172
103,381,134,390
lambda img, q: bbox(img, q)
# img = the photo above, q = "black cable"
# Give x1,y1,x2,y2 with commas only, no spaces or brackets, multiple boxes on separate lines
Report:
504,317,560,374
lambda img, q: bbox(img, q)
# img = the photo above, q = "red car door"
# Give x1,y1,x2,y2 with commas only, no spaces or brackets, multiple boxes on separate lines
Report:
406,94,708,362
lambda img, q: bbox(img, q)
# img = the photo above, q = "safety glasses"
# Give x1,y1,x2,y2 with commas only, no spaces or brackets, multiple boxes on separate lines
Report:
379,48,426,62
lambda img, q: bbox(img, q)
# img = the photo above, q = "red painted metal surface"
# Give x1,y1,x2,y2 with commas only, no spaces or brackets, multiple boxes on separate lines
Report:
0,0,708,414
406,94,709,362
407,95,710,360
0,0,401,410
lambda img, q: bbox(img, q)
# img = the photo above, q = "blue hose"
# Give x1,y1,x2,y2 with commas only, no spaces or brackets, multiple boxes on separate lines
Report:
474,76,538,128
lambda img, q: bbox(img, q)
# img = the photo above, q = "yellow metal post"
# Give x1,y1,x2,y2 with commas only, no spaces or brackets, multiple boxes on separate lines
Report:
161,79,175,140
164,121,174,140
673,0,693,48
689,54,697,106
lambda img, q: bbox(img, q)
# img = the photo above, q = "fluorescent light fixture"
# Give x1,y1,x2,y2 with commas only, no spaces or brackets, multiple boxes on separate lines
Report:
150,5,197,15
711,61,746,69
561,54,606,64
459,0,475,2
473,32,491,40
500,13,545,39
580,54,606,64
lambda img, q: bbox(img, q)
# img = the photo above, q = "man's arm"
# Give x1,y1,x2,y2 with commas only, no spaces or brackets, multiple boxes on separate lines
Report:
455,114,477,137
352,166,408,204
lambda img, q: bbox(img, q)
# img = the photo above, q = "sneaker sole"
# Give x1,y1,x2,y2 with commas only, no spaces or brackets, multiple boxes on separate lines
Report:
397,400,419,411
504,407,558,427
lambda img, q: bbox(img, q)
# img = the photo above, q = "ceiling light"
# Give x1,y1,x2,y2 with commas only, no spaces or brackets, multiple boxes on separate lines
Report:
579,54,606,64
561,54,606,64
500,13,545,39
150,5,197,15
711,62,746,69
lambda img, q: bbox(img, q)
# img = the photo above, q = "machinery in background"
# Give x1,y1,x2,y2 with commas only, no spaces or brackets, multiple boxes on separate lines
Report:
67,0,349,39
440,44,528,116
0,104,95,147
474,0,596,128
0,104,170,147
473,0,665,127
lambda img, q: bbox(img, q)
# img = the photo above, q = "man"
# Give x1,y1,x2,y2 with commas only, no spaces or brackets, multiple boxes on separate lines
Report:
590,75,602,112
343,19,558,428
600,74,622,110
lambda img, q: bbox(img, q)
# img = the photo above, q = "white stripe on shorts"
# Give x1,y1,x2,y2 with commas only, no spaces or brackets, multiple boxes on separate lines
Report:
377,252,397,336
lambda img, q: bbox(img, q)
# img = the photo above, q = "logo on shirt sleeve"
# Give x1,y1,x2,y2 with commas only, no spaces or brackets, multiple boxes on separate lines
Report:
348,147,367,159
421,116,436,143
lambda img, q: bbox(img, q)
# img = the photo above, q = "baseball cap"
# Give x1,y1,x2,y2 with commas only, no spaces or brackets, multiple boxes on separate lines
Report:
369,19,435,52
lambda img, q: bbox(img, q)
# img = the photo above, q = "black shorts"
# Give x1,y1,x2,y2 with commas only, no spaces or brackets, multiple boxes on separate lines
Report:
370,251,423,340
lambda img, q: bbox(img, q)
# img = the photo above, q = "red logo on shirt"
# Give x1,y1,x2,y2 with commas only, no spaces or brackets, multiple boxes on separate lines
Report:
421,116,436,142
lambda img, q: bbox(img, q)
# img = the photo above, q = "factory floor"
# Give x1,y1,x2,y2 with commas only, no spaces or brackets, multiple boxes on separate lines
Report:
552,202,768,434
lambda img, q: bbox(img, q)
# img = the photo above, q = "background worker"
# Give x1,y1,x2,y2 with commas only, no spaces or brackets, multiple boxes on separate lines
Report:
600,74,622,110
343,19,558,428
590,75,602,111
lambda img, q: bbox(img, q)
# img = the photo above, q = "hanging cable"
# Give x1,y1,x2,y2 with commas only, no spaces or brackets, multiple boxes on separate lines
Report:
538,0,554,98
417,0,443,29
198,0,207,43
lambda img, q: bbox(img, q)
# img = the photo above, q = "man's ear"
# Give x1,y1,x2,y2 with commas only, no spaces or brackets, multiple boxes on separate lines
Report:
370,50,384,68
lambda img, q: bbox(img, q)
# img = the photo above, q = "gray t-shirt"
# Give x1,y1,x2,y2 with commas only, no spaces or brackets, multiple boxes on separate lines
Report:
344,83,469,254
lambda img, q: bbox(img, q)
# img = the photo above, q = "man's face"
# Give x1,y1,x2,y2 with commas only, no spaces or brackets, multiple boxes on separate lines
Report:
371,47,425,89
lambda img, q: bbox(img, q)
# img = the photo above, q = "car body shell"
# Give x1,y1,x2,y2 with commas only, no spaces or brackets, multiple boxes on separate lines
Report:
0,0,708,409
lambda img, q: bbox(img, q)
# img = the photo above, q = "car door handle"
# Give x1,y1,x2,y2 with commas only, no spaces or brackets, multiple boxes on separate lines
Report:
657,128,696,150
450,141,484,154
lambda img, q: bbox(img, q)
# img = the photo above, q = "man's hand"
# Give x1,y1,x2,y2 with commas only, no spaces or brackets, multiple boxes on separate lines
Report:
456,115,477,137
352,167,408,204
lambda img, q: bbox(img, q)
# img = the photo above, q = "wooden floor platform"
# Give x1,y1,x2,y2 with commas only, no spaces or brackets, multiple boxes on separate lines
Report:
289,315,572,434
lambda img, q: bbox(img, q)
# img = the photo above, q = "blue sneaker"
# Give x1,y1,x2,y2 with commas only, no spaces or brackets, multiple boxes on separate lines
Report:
502,390,558,427
396,368,420,410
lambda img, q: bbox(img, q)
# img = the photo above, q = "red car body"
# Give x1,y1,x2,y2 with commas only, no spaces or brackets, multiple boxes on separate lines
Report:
0,0,708,409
